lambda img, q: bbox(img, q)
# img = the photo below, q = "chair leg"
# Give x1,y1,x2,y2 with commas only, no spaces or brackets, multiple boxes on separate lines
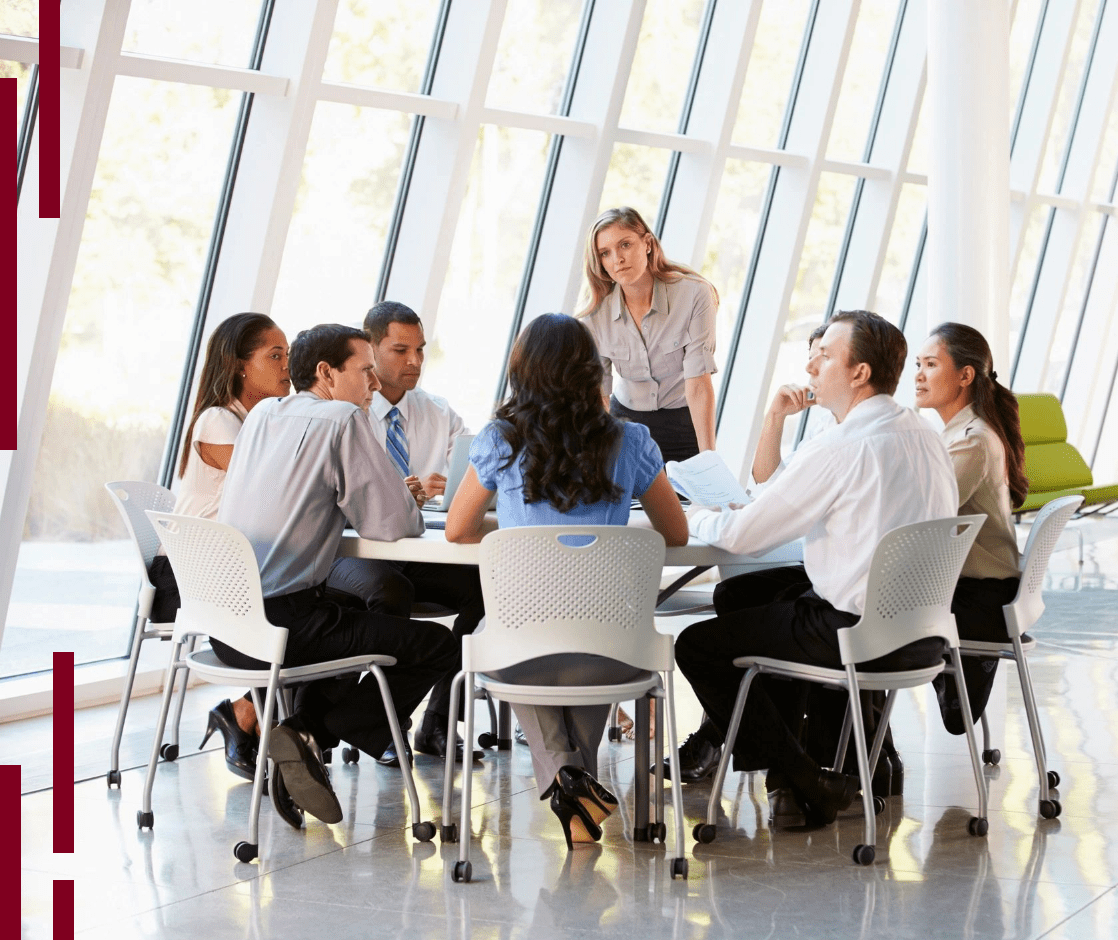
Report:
240,672,280,861
948,648,990,831
633,694,651,839
702,667,758,831
653,693,665,832
454,672,476,882
442,672,466,836
844,668,878,861
109,614,148,784
165,634,195,757
138,643,186,827
1012,638,1057,814
663,673,688,878
367,664,431,839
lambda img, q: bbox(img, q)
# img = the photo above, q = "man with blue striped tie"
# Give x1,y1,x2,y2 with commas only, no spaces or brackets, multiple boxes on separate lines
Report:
325,302,485,765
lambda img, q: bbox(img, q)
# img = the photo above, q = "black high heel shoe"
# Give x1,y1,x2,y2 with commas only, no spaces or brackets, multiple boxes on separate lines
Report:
557,765,618,827
546,787,603,850
200,699,258,782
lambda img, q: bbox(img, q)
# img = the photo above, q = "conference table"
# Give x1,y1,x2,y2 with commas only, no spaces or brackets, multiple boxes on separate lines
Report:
336,514,803,841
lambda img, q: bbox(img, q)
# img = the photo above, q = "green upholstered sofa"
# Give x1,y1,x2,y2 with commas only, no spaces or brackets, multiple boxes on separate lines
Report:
1017,393,1118,514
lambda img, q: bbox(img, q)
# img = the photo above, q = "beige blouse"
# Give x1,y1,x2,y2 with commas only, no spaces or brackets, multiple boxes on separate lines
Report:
942,404,1020,580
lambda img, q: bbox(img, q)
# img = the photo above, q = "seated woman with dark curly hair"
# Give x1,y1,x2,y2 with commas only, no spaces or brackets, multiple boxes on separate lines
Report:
446,313,687,849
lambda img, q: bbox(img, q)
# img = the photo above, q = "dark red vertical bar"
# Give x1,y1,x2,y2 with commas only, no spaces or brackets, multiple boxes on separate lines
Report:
1,77,13,453
0,766,18,940
52,880,74,939
39,0,61,219
52,652,74,854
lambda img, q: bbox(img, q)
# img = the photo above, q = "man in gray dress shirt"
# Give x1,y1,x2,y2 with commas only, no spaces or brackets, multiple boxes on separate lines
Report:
219,323,458,826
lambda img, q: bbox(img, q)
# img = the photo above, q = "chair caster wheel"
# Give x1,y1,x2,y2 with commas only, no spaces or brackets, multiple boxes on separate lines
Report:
137,810,154,830
441,824,459,843
322,748,332,764
608,727,622,743
233,841,258,863
342,747,359,764
107,770,121,788
670,858,688,880
873,796,886,816
477,732,498,749
1039,799,1061,819
1047,770,1060,789
159,743,179,761
412,821,436,842
982,748,1001,765
967,816,989,836
452,860,472,883
649,822,667,843
693,823,716,844
852,844,875,865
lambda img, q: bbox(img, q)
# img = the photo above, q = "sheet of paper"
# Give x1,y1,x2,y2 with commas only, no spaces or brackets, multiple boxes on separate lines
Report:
665,451,750,510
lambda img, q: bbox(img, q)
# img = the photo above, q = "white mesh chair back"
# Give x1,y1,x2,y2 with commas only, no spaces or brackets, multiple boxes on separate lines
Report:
1006,495,1083,636
105,481,176,616
470,526,669,675
838,515,985,666
146,511,287,666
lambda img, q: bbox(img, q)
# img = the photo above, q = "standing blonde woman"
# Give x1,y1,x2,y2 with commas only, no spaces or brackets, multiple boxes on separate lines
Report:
578,206,719,463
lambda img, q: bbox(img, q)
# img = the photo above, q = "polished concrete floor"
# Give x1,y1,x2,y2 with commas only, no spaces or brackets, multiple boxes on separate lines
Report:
16,521,1118,939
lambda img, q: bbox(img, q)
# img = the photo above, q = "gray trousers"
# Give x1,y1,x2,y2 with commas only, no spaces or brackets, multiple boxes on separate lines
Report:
490,653,647,790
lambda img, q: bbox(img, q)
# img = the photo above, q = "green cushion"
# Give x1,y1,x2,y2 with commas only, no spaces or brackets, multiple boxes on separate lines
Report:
1023,441,1093,491
1017,393,1067,444
1017,486,1085,513
1082,483,1118,507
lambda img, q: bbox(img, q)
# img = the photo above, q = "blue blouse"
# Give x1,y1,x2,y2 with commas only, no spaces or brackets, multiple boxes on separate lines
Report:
469,420,664,528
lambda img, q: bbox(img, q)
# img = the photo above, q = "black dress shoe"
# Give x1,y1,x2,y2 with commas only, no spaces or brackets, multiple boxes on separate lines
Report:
200,698,258,782
375,737,413,768
270,763,304,830
659,732,722,782
267,716,342,824
796,770,860,826
767,787,806,828
413,727,483,762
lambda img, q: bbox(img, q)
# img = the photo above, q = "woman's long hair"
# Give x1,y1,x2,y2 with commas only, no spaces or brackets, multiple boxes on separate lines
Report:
178,313,277,478
495,314,624,512
576,206,719,317
930,322,1029,508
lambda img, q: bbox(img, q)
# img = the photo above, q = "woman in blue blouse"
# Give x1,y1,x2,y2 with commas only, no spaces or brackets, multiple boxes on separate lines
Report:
447,313,687,848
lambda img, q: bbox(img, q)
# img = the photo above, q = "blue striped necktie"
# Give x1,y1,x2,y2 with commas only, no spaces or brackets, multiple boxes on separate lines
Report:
385,407,410,478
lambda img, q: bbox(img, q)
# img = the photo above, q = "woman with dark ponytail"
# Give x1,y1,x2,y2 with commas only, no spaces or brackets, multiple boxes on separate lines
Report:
914,322,1026,733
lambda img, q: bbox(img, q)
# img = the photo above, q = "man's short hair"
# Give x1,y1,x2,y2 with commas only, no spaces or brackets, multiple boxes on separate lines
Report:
807,323,829,348
364,301,422,345
827,310,907,395
288,324,367,392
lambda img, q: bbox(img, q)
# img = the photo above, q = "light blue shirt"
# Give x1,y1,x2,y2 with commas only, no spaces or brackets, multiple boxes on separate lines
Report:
470,420,664,528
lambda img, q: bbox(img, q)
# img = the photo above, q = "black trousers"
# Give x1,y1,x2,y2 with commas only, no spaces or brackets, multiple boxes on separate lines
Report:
211,585,458,758
677,567,943,773
932,575,1020,735
610,397,699,463
324,557,484,730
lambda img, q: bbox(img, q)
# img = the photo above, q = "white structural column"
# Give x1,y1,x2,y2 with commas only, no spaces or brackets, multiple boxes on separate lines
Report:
515,0,646,320
714,0,859,479
657,0,761,269
926,0,1011,368
1,0,132,647
1012,3,1118,393
379,0,507,328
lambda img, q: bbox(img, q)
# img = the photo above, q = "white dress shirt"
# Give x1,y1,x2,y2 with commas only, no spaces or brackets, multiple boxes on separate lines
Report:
941,404,1020,580
174,400,248,521
220,391,423,598
690,395,959,616
368,387,469,479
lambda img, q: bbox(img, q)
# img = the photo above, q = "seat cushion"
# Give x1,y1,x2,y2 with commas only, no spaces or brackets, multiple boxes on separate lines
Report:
1017,486,1085,513
1024,442,1093,492
1083,483,1118,507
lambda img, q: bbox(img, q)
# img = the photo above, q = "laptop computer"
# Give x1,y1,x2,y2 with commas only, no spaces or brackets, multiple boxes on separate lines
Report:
424,434,493,513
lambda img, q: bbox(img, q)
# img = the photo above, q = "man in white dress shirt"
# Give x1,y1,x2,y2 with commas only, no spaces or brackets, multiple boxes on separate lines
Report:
325,302,484,764
673,310,959,826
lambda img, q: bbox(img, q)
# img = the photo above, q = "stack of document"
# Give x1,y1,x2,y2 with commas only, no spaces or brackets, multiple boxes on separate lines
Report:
665,452,751,511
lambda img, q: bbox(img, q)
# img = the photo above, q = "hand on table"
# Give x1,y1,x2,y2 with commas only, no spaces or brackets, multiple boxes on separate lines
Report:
404,475,428,507
420,472,447,499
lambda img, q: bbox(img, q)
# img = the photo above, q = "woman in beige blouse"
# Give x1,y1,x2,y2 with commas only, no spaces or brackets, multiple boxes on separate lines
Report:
577,206,719,462
914,322,1028,733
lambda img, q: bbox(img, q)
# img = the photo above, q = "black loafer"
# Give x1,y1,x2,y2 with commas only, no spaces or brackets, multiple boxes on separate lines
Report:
798,771,860,826
270,763,304,830
413,727,482,763
375,737,413,768
767,787,806,828
659,732,722,782
267,717,342,824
